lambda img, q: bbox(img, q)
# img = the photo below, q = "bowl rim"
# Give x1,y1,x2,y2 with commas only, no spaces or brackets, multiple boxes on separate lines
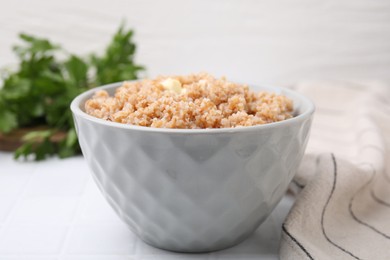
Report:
71,81,315,134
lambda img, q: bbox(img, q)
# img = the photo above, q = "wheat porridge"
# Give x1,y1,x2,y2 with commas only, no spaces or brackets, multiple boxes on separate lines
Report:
85,73,293,129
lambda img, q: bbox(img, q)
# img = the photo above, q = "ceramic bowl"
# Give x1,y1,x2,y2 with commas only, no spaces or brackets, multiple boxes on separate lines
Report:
71,82,314,253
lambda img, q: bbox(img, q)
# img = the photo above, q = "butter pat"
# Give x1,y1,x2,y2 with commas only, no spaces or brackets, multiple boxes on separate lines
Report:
161,78,182,94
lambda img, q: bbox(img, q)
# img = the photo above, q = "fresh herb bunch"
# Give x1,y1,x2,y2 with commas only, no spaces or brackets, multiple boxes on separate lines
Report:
0,25,144,160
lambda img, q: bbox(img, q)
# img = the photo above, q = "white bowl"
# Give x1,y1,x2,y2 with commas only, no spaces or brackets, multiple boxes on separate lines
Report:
71,82,314,253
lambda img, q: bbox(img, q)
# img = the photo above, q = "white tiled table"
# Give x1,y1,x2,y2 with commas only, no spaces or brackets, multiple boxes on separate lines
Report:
0,152,294,260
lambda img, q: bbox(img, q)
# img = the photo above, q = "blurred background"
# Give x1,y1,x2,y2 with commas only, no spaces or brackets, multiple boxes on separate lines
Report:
2,0,390,86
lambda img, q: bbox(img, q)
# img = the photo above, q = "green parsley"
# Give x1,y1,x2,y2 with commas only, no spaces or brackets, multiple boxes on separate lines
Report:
0,24,144,160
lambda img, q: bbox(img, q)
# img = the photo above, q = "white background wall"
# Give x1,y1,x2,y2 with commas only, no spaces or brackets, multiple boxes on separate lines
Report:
2,0,390,86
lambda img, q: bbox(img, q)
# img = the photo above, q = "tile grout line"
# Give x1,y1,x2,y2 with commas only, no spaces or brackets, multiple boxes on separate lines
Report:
57,174,91,259
0,162,39,235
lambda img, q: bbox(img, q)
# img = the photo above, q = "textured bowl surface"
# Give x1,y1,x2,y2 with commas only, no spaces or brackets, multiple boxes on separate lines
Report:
71,82,314,252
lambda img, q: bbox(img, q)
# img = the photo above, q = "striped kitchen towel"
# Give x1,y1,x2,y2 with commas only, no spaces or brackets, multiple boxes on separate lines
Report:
280,81,390,259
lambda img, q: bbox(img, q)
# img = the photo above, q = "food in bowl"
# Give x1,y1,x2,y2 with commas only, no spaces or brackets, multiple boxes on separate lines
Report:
85,73,293,128
71,79,315,253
